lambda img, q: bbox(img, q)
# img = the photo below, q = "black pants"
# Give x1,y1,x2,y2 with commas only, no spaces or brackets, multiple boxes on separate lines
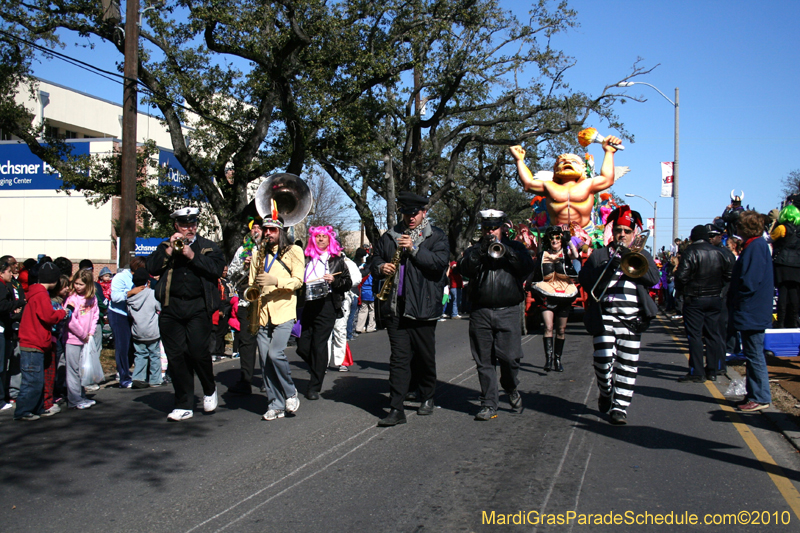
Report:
469,306,521,410
233,304,259,384
159,297,216,409
385,310,438,411
776,281,800,329
683,296,725,377
297,296,337,394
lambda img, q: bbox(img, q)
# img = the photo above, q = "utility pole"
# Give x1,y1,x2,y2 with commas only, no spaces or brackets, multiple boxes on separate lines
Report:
119,0,139,266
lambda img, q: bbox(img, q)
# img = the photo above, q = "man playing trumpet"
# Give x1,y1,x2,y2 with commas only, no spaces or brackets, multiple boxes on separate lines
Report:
146,207,226,421
578,206,659,425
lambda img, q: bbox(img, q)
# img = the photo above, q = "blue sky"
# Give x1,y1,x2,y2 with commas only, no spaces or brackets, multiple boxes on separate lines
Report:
30,0,797,247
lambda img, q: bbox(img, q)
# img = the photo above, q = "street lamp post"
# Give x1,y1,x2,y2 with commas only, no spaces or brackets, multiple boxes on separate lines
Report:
617,82,679,241
625,193,657,254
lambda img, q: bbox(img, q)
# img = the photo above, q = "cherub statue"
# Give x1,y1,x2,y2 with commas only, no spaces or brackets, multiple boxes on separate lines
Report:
509,135,627,229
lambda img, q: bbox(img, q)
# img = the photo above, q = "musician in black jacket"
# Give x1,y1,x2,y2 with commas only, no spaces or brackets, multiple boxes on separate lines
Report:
146,207,226,422
296,225,352,400
675,225,734,382
578,206,659,425
458,210,534,420
371,192,449,427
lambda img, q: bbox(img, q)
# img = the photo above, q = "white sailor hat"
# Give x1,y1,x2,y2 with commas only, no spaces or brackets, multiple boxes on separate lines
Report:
170,206,200,222
480,209,506,227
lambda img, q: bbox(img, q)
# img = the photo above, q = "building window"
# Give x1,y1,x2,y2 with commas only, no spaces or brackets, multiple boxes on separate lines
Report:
0,129,11,141
64,130,79,139
44,124,58,138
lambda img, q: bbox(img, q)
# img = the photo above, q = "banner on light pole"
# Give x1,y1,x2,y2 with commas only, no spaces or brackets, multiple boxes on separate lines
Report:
660,162,674,197
646,218,655,231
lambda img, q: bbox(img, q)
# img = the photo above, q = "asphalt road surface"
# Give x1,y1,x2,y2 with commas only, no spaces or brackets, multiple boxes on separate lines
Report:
2,316,800,532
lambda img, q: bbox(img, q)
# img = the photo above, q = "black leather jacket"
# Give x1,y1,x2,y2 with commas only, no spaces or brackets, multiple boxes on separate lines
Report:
773,223,800,267
458,238,534,310
675,240,733,298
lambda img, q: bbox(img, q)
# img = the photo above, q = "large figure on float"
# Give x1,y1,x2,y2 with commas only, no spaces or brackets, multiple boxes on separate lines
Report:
508,128,626,229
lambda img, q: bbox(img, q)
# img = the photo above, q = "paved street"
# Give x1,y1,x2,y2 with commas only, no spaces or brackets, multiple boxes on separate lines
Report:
2,316,800,532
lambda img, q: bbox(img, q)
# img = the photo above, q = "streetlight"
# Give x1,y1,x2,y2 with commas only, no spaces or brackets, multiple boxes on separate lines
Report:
616,81,679,241
625,193,657,254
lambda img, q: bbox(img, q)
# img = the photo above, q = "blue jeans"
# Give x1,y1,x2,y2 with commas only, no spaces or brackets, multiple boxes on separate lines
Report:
109,311,133,386
257,320,296,411
446,287,461,316
346,294,358,339
742,330,771,404
15,349,44,418
132,339,162,385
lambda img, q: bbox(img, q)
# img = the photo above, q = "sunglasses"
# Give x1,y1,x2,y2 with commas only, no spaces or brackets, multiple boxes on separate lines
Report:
613,227,634,235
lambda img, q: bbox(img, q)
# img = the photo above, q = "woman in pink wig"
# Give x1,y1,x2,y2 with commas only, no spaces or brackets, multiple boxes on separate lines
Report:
296,226,352,400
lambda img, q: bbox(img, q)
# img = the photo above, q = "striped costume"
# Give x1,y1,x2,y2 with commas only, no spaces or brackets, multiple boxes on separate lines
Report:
593,271,642,415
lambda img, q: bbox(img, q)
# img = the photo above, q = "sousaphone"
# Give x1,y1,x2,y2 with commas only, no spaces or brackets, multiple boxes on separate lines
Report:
254,173,313,226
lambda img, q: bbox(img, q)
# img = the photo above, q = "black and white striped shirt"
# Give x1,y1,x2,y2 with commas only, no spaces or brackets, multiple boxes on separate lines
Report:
602,271,639,316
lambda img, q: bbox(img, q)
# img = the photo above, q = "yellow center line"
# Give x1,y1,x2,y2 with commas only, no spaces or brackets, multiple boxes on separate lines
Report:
658,316,800,519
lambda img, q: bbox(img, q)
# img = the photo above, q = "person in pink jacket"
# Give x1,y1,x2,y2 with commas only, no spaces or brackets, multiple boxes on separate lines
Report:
64,270,99,409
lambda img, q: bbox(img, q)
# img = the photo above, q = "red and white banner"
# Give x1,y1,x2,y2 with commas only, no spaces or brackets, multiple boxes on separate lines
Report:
646,218,655,231
660,162,673,197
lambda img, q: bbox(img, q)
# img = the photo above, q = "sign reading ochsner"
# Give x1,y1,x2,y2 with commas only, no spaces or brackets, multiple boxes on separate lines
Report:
135,237,164,257
0,142,89,189
159,149,197,197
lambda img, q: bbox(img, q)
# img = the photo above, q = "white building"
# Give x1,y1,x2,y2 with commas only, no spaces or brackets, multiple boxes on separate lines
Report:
0,78,187,266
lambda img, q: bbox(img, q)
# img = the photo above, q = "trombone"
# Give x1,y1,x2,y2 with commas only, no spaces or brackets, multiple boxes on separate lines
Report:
590,230,650,302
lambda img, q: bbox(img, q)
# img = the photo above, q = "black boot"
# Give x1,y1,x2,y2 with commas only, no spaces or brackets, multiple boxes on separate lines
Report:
543,337,554,372
553,338,565,372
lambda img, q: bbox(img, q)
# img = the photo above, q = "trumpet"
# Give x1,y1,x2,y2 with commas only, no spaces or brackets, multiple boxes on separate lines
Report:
590,230,650,302
488,240,506,259
173,237,190,252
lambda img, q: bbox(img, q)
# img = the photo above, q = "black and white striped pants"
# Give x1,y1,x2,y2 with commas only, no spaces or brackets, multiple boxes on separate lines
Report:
592,314,642,414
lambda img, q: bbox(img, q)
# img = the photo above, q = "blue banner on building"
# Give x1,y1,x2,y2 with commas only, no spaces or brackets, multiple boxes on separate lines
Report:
0,141,89,190
158,149,201,198
135,237,164,257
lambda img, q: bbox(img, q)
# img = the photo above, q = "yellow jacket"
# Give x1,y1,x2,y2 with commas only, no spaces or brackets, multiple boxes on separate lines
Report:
248,244,305,326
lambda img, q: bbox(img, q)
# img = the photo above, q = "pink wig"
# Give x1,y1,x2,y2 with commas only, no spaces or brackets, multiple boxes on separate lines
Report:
305,225,342,258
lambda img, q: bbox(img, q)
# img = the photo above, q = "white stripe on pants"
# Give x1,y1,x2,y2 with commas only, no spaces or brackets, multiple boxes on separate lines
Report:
327,295,352,366
592,314,641,414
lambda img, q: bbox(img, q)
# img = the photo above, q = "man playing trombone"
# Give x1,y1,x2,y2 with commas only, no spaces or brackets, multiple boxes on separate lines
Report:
578,206,659,425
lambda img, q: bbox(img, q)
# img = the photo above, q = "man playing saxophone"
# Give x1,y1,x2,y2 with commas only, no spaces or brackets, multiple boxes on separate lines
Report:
248,213,305,421
578,206,659,425
371,191,449,427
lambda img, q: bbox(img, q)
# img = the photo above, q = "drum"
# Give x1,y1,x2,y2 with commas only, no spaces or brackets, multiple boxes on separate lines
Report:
305,280,331,301
532,280,578,302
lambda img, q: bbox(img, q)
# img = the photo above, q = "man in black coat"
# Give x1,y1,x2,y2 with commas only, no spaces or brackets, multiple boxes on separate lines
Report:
578,206,659,425
458,210,534,421
675,225,734,382
146,207,226,421
371,192,449,427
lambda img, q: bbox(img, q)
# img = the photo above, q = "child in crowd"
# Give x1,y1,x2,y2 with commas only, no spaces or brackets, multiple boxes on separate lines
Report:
127,268,162,388
64,269,99,409
98,267,113,301
14,262,69,421
46,275,72,415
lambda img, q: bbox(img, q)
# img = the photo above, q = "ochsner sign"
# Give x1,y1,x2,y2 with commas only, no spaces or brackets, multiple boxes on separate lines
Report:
0,142,89,189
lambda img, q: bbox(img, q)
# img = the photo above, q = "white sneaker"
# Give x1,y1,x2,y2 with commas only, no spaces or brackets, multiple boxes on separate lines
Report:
167,409,193,421
338,365,349,372
83,399,97,407
262,409,285,421
85,384,100,392
42,404,61,416
203,389,218,412
75,401,93,410
0,402,13,411
285,394,300,414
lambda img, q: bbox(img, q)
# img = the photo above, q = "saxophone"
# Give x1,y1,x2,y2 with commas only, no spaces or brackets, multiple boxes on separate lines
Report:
376,229,411,301
244,241,268,335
